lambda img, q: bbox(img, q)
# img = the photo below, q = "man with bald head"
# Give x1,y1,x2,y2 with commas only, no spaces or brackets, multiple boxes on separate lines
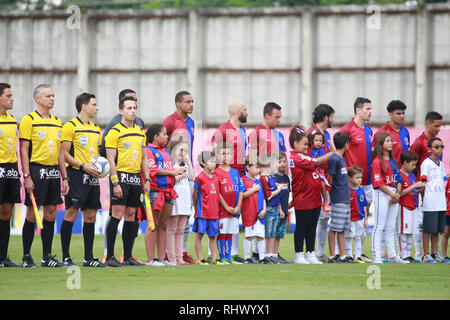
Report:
211,102,248,176
211,102,248,263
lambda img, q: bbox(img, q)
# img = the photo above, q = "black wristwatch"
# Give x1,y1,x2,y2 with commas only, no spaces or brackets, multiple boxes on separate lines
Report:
145,178,151,183
23,173,30,179
79,163,85,171
63,177,69,181
112,181,119,186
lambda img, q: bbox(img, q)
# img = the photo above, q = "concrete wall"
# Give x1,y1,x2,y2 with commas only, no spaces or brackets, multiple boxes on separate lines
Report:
0,4,449,126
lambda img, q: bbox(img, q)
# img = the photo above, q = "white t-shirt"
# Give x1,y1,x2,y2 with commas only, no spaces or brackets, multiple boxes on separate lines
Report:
421,157,447,212
172,163,194,216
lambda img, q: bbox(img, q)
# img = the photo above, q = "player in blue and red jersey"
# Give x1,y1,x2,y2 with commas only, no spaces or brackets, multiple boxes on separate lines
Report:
211,102,248,177
397,151,426,262
214,142,246,263
372,100,410,165
248,102,286,164
340,97,374,205
345,166,369,263
162,91,196,263
162,91,195,162
192,151,222,265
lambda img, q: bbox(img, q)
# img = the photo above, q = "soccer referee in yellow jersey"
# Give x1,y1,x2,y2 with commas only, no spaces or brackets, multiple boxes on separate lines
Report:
0,83,21,267
104,95,151,267
60,93,106,267
19,84,69,268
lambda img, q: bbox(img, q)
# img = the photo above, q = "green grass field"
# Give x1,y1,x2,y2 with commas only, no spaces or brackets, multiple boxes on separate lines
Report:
1,233,449,300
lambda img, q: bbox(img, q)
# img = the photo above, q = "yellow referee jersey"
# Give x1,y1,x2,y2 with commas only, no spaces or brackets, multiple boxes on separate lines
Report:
62,117,102,169
104,122,146,174
19,111,62,166
0,112,18,164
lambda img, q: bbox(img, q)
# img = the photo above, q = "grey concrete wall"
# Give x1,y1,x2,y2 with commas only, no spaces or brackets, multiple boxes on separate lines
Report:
0,4,448,126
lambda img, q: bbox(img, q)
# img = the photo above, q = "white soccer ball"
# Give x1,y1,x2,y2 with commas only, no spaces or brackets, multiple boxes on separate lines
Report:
91,156,110,178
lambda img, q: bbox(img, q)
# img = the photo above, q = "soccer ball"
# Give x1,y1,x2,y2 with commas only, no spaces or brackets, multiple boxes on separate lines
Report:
91,156,110,178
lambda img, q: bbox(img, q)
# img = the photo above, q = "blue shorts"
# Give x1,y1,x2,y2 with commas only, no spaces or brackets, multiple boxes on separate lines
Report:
446,215,450,227
276,216,288,239
329,203,351,232
149,189,175,206
265,206,280,238
192,218,219,237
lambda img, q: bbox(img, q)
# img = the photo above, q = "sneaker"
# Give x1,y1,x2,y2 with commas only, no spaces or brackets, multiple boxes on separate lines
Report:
389,256,409,263
316,254,329,264
120,252,145,265
196,259,209,265
340,256,355,263
221,259,231,265
294,252,310,264
360,253,372,263
268,256,281,264
251,252,260,263
231,255,245,263
305,251,323,264
328,256,343,263
211,259,225,265
206,256,213,264
432,252,450,263
0,257,20,267
41,254,64,268
371,257,384,264
124,257,146,266
442,257,450,263
62,257,76,267
105,256,125,267
146,259,165,267
229,259,242,265
182,252,196,265
259,257,273,264
422,254,437,263
83,258,107,267
354,257,366,264
402,256,419,263
243,258,254,264
22,254,37,268
278,254,291,264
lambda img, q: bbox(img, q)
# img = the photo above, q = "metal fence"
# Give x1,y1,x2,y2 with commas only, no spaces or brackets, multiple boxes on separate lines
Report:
0,3,449,126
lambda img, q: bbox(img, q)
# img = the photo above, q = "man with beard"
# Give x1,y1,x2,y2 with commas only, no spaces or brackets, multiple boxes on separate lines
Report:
211,102,249,176
211,102,249,263
305,104,336,263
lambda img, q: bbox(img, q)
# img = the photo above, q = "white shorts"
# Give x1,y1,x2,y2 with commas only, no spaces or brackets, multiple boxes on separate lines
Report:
244,219,265,238
362,184,373,204
397,206,416,235
413,207,423,234
345,219,367,238
219,217,239,234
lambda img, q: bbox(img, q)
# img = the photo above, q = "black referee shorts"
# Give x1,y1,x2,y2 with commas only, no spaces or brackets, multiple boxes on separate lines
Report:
24,163,63,207
65,166,101,210
0,163,21,204
110,171,143,208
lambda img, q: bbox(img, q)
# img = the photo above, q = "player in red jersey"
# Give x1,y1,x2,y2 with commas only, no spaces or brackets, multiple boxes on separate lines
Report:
397,151,425,262
410,111,443,179
340,97,373,205
214,142,245,264
372,100,410,165
162,91,196,264
192,151,222,265
371,133,406,263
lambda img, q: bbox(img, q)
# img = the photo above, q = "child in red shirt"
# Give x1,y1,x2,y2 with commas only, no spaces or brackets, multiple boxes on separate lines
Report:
289,125,333,264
